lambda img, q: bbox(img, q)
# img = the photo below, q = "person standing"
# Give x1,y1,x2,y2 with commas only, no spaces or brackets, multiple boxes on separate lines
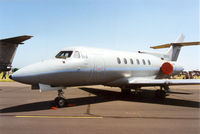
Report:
2,71,7,79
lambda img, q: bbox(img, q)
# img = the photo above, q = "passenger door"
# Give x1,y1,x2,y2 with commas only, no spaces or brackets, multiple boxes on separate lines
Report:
73,51,93,85
91,54,105,83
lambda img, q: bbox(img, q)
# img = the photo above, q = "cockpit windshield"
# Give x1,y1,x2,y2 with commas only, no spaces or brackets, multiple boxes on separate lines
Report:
55,51,73,59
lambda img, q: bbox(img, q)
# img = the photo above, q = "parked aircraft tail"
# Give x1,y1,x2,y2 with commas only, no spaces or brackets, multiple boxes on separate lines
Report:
151,34,200,61
0,35,32,71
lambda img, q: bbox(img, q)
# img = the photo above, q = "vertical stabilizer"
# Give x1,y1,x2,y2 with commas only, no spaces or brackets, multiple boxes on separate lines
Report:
166,34,185,61
151,34,199,61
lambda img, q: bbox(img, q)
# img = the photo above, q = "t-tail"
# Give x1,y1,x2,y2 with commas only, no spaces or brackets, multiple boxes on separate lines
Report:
151,34,200,61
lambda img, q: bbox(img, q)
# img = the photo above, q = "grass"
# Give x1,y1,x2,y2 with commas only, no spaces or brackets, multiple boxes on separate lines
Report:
0,73,14,82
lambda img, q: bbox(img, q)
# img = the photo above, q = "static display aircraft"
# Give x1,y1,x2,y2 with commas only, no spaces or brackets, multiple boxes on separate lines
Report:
0,35,32,72
10,35,200,107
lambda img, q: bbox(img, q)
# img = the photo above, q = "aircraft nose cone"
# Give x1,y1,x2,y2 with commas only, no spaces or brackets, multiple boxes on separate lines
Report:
11,65,40,84
11,69,27,83
11,59,64,84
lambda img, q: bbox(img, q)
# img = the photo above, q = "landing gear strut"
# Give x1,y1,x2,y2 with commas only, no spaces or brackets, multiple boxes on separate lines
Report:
54,89,67,107
121,87,142,96
121,88,131,96
155,85,170,99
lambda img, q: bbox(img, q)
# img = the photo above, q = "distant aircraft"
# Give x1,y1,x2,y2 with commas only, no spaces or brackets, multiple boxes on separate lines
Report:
10,34,200,107
0,35,32,72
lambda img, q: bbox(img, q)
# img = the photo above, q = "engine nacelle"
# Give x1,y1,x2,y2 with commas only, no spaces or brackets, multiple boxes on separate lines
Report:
161,62,173,75
161,62,183,75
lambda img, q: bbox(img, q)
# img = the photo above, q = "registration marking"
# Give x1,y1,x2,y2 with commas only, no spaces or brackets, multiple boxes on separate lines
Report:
15,115,103,119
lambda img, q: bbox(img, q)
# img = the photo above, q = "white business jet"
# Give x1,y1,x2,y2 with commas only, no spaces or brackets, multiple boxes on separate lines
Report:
10,35,200,107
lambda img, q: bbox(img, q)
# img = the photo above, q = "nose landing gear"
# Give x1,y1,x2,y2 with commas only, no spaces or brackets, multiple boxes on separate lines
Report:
54,89,67,107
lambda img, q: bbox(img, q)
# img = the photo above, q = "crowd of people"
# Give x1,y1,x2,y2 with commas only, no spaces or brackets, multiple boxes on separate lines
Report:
0,71,11,79
171,70,200,79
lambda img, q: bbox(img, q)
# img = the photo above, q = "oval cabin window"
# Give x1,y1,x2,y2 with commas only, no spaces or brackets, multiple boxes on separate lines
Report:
136,59,140,65
117,57,121,64
142,59,146,65
148,59,151,65
130,59,133,64
124,58,127,64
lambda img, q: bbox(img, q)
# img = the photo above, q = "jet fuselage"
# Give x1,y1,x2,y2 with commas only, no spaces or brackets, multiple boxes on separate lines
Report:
12,47,183,88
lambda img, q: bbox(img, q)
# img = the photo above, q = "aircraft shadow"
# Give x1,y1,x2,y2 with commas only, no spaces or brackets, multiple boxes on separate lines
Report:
0,87,199,113
79,88,199,108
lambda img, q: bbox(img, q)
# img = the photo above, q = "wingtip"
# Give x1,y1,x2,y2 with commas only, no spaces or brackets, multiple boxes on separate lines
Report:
150,46,154,49
0,35,33,44
21,35,33,39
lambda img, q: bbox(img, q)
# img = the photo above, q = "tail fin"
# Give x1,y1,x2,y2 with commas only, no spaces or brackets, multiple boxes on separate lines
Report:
150,34,200,61
166,34,185,61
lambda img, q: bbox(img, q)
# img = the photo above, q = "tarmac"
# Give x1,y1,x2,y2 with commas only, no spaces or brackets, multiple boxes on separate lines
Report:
0,82,199,134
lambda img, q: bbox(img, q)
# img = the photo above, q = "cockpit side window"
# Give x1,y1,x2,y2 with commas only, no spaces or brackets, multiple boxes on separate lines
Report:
55,51,73,59
73,51,80,58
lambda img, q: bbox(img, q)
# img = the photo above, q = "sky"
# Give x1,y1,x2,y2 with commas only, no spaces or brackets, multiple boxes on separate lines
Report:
0,0,199,71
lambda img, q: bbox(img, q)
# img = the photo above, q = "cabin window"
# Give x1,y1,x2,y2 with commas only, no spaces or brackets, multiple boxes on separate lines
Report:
124,58,127,64
130,59,134,64
148,59,151,65
55,51,73,59
117,57,121,64
142,59,146,65
136,59,140,65
73,51,80,58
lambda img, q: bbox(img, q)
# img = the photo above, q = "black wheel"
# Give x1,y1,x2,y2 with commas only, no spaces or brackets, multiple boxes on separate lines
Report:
134,91,142,98
121,88,131,96
155,90,166,99
55,97,66,107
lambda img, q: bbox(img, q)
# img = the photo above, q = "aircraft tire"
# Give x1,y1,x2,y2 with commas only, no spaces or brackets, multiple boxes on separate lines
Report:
55,97,66,107
121,88,131,96
155,90,166,99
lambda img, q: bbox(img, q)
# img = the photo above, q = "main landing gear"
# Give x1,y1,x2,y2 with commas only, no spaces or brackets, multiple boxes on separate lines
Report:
54,89,67,107
121,87,142,96
121,88,132,96
155,85,170,99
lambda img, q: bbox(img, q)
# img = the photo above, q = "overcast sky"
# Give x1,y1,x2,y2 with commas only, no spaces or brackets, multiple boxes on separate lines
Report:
0,0,199,70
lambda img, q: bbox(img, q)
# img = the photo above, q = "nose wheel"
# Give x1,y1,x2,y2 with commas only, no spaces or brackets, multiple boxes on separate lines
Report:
54,89,67,107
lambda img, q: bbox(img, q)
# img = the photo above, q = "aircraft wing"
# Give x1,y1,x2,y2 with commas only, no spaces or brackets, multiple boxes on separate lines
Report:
106,77,200,87
129,78,200,86
0,35,32,71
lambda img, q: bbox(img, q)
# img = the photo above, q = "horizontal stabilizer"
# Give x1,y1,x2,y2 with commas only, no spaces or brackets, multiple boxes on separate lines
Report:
0,35,33,45
151,42,200,49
